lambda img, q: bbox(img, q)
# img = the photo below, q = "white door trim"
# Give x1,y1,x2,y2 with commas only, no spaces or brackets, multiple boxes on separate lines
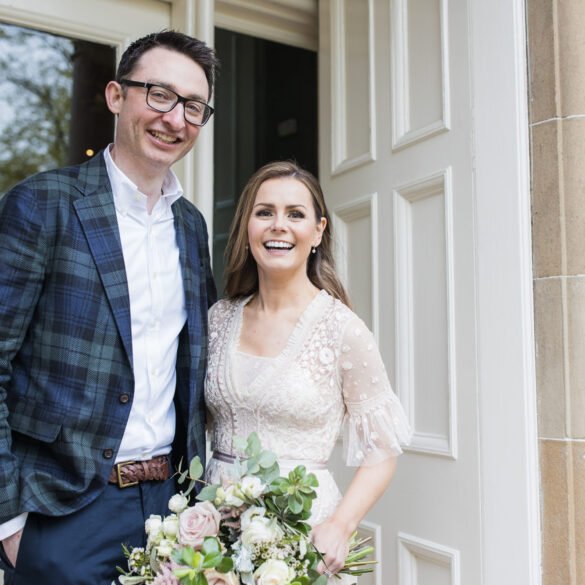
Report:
470,0,541,582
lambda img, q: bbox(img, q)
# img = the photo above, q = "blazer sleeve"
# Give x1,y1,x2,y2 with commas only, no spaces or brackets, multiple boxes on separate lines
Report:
0,183,48,521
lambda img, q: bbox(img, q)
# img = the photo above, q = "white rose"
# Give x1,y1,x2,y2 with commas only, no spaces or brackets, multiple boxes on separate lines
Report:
239,476,264,499
168,493,189,514
145,515,163,542
241,516,284,547
240,506,265,530
156,538,174,558
163,514,179,538
223,484,244,507
253,559,295,585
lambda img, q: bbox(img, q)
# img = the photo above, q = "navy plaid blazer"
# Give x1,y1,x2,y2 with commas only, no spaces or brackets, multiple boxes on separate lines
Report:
0,153,216,524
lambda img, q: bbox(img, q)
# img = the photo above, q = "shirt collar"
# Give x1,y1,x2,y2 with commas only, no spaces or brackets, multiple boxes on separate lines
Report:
103,145,184,215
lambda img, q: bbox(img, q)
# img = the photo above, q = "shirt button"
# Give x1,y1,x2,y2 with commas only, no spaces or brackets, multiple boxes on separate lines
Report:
119,393,130,404
103,449,114,459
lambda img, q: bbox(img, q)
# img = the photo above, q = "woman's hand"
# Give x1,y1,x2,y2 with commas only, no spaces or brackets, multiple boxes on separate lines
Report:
311,517,352,577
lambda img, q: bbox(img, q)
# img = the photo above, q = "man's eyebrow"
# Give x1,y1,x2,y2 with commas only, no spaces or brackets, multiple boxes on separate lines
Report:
149,80,208,102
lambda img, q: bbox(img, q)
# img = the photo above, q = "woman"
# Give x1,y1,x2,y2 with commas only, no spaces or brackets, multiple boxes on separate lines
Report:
205,161,411,582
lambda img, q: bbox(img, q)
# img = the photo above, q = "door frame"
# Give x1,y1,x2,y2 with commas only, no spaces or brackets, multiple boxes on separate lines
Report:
470,0,541,582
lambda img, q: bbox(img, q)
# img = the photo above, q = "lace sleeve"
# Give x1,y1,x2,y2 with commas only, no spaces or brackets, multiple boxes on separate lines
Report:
340,315,412,466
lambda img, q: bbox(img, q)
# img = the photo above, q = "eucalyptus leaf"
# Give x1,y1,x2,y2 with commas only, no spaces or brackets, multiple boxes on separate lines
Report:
247,460,260,474
178,468,189,485
258,450,277,468
245,432,261,457
261,465,281,484
189,457,204,480
196,484,218,501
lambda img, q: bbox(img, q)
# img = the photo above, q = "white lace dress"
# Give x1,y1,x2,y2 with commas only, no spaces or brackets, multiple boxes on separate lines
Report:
204,290,412,583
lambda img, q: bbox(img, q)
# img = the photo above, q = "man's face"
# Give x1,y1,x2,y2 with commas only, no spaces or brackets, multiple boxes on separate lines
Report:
106,47,210,177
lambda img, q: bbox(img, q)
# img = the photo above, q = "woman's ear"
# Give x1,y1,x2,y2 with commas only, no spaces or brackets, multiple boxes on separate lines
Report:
315,217,327,246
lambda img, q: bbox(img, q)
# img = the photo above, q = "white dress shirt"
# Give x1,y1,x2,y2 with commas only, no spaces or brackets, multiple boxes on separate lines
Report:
104,145,187,462
0,147,187,540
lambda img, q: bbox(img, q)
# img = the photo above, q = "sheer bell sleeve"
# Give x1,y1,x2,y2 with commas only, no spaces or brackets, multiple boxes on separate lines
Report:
339,316,412,466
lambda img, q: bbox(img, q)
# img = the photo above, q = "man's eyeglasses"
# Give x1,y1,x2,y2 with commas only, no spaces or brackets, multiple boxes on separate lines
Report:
120,79,214,127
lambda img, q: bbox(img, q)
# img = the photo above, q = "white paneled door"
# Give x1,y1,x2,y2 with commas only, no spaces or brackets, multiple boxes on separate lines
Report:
320,1,538,585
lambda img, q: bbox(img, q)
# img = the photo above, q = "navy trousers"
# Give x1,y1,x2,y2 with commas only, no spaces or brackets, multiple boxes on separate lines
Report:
0,478,175,585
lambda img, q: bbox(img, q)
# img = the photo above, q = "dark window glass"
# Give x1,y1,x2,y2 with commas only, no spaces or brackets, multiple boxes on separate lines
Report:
0,23,115,193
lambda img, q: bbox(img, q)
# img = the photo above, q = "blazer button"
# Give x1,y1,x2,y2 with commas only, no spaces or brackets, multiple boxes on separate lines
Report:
103,449,114,459
119,393,130,404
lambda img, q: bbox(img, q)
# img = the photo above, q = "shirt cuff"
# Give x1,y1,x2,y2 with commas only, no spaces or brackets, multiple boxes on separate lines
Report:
0,513,28,541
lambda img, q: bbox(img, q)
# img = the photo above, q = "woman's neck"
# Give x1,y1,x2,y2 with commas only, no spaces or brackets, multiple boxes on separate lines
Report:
252,273,319,314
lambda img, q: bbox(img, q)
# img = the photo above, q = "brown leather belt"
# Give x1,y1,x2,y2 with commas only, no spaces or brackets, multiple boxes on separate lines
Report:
108,454,171,488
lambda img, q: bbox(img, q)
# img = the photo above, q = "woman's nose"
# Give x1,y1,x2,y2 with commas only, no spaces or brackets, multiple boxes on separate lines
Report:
270,214,286,231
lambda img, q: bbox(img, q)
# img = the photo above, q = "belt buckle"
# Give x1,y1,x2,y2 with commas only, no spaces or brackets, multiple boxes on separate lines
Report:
116,460,138,488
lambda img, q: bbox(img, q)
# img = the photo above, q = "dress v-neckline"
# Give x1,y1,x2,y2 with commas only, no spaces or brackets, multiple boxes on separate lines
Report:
227,290,329,402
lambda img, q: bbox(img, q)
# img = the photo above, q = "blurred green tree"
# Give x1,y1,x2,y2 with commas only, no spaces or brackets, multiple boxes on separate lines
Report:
0,25,73,194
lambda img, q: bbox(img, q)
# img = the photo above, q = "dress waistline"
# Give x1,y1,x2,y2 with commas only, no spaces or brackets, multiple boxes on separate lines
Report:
212,450,328,470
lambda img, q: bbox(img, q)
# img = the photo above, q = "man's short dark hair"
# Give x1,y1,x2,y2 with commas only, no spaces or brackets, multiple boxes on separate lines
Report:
116,30,219,99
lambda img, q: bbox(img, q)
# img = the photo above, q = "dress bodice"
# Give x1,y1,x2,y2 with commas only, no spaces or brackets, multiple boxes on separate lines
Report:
205,290,411,467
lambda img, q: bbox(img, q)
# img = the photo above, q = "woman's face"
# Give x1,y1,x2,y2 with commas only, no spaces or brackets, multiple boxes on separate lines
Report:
247,177,326,279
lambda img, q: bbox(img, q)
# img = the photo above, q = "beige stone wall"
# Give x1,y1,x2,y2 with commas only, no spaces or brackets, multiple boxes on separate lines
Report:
528,1,585,583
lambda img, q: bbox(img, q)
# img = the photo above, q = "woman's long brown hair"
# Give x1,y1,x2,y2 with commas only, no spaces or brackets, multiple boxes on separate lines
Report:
223,161,351,307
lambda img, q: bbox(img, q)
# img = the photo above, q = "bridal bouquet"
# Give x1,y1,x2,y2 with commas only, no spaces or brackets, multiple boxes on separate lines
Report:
115,433,374,585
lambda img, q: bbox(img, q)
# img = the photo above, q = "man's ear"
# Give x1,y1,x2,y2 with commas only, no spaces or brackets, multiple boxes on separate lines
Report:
105,81,124,115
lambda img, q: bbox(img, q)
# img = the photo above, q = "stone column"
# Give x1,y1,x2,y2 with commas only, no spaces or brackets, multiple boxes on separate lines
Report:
528,1,585,583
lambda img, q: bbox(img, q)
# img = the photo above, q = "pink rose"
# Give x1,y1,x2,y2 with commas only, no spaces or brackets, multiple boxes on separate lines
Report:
204,569,241,585
178,501,221,548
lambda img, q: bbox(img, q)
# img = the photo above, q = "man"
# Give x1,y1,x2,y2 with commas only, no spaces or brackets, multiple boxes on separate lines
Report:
0,31,218,584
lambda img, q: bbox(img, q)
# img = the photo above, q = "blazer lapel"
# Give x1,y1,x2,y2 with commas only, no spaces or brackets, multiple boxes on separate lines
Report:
73,156,133,367
173,202,197,319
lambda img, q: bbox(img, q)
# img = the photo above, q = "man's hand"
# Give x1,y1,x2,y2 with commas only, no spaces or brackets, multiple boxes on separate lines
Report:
2,529,23,567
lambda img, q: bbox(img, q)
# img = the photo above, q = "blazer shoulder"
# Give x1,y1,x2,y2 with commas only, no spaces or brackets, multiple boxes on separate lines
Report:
7,154,107,202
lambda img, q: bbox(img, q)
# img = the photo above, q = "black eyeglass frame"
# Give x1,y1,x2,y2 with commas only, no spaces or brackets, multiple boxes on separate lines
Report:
119,79,214,127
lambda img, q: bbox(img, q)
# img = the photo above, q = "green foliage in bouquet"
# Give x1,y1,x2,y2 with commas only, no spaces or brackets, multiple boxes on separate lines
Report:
116,433,376,585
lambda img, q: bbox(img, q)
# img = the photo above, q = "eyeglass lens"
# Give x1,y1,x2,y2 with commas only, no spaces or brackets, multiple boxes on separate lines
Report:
147,85,210,125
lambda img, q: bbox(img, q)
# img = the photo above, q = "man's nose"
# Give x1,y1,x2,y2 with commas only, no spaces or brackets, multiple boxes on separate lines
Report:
161,103,186,128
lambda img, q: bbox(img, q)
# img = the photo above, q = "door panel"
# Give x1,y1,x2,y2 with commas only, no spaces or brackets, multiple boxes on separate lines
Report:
320,1,480,583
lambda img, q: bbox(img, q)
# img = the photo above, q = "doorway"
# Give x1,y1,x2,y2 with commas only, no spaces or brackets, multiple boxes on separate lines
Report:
212,27,318,291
